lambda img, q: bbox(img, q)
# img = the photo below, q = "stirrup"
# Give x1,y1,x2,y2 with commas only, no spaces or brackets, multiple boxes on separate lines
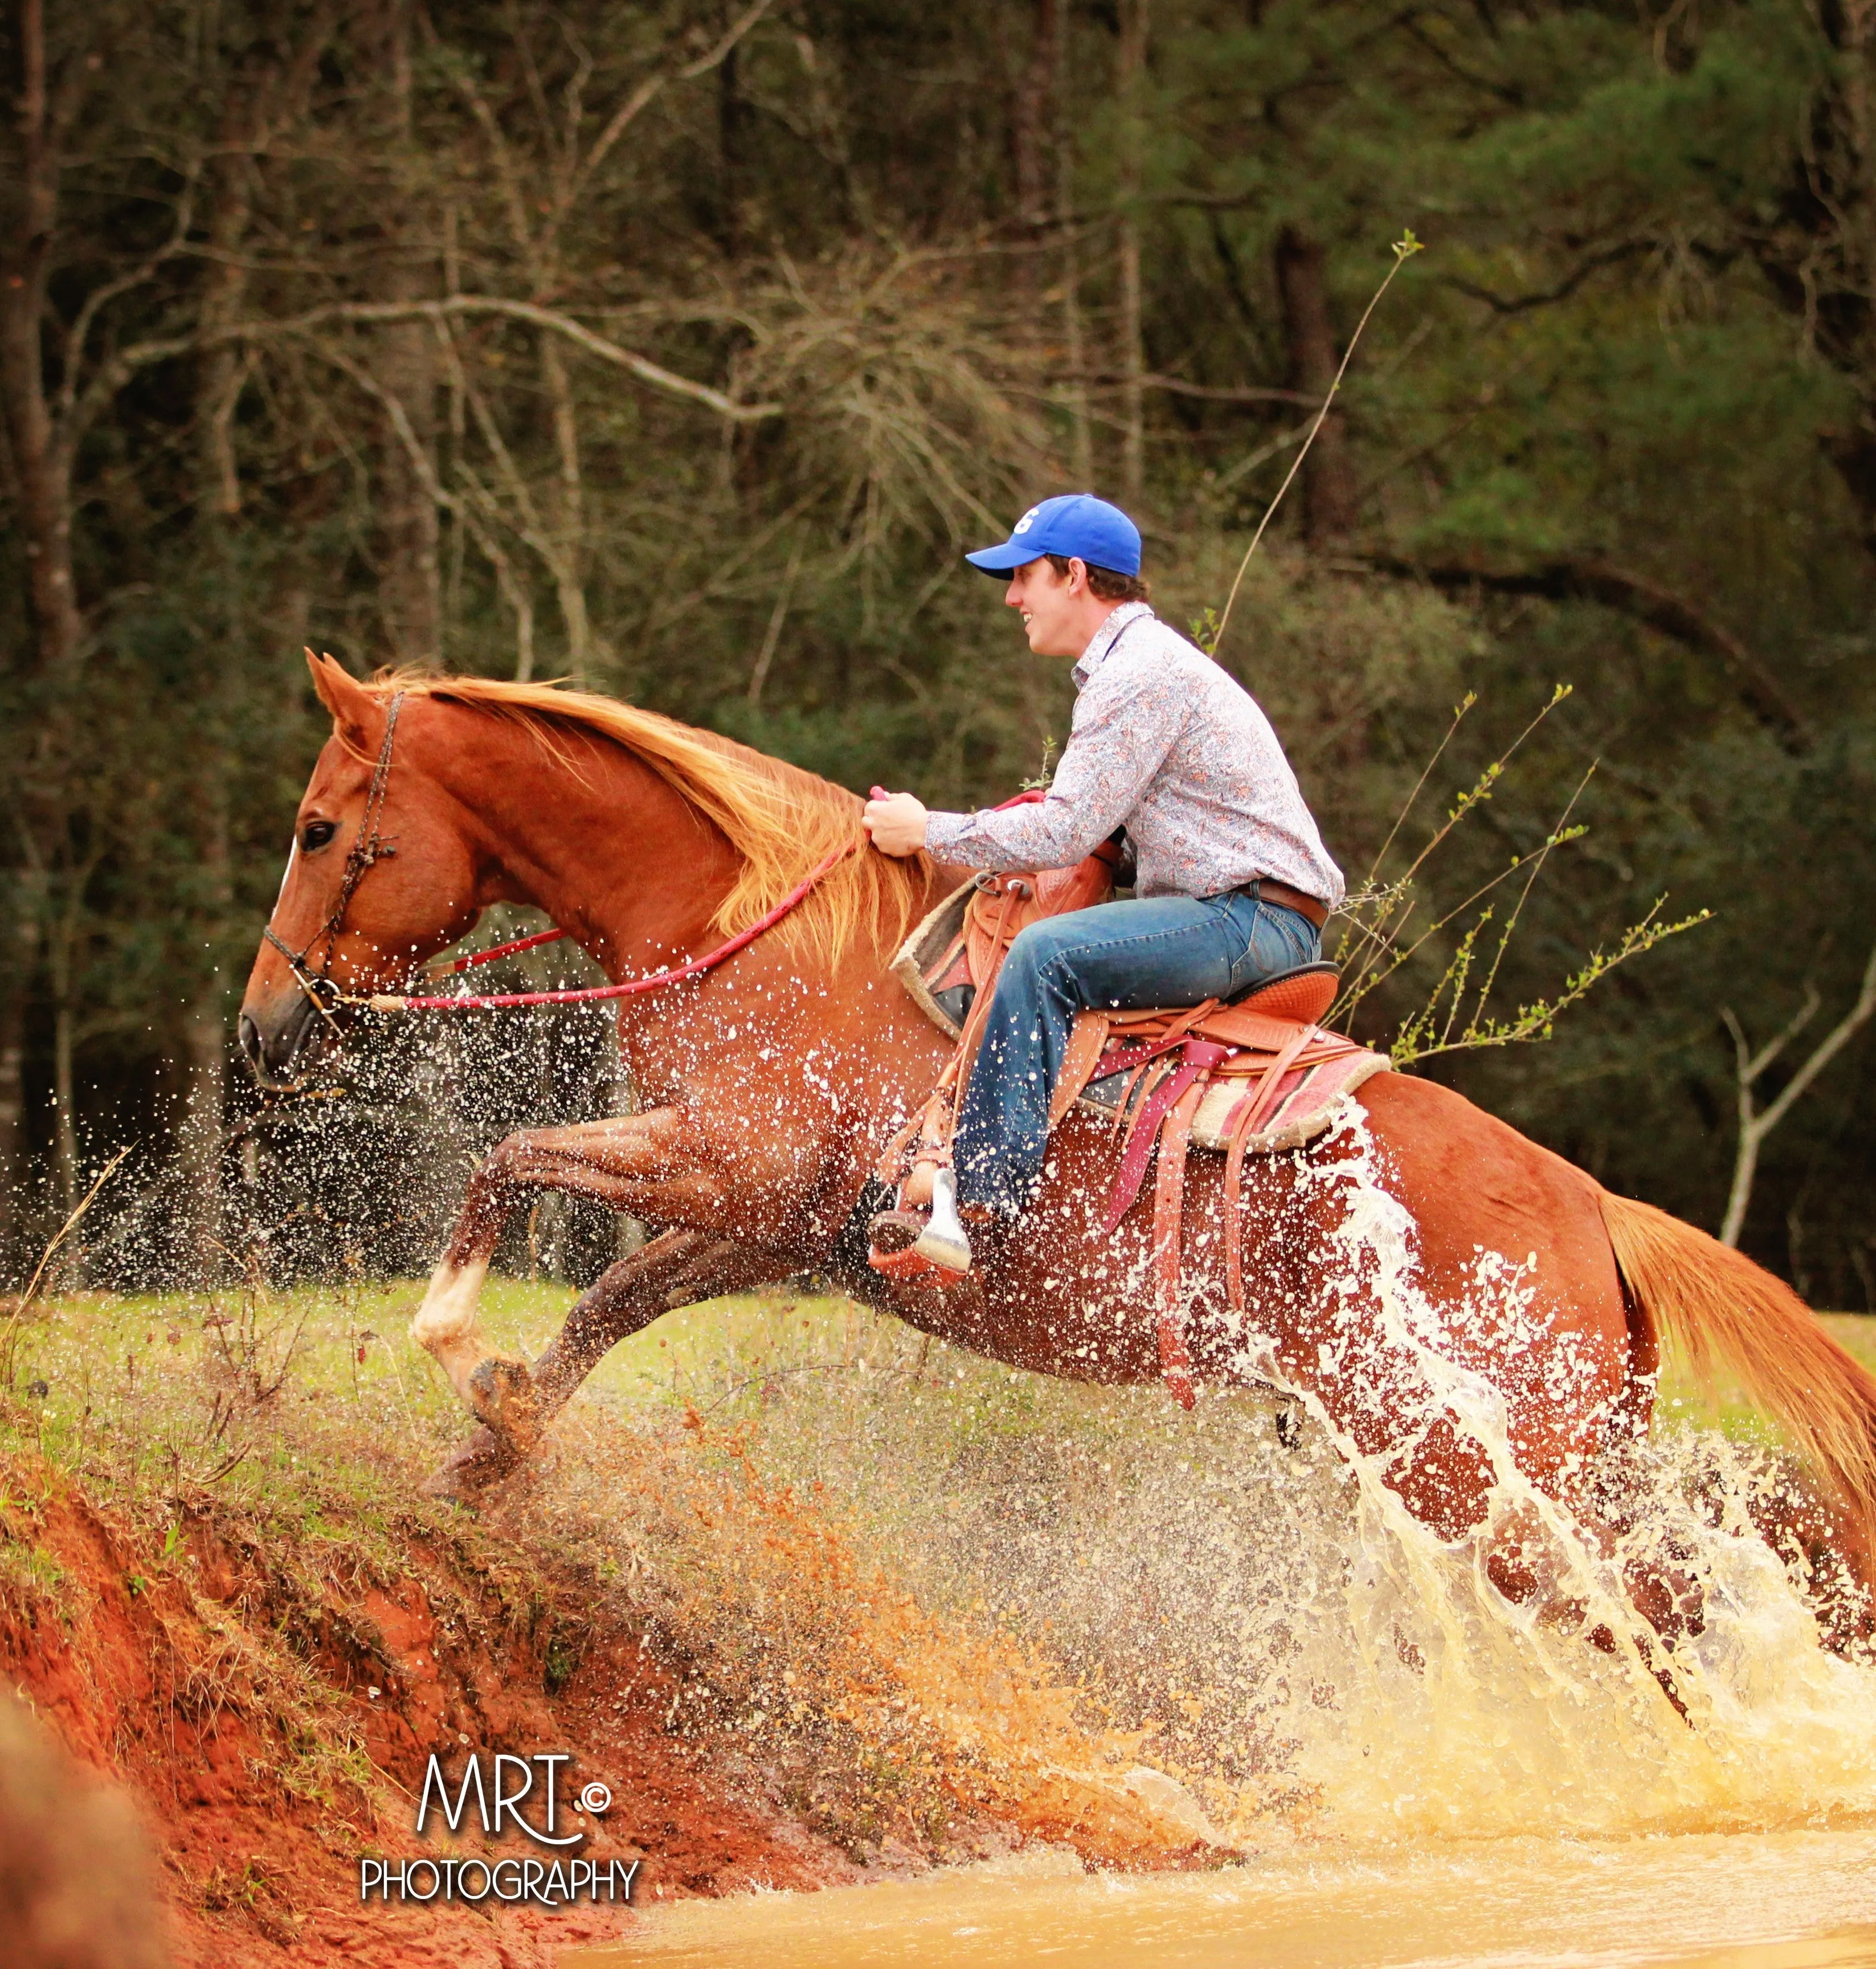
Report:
910,1167,972,1273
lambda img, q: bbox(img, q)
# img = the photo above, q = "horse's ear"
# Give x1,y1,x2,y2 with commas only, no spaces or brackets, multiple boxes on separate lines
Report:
306,649,379,753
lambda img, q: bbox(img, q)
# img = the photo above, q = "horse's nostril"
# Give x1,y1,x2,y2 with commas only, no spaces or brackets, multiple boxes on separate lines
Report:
238,1012,263,1067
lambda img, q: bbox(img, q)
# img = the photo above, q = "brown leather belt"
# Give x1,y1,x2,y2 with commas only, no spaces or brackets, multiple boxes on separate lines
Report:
1242,877,1329,929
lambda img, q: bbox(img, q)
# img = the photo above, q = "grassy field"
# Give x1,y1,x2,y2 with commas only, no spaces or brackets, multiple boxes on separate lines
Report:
1656,1311,1876,1444
0,1275,1070,1518
5,1274,1870,1514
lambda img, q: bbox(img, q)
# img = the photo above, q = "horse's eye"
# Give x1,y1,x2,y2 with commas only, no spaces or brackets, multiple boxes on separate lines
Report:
301,820,339,852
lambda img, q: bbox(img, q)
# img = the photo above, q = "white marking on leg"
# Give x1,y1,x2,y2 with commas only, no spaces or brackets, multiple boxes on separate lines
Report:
412,1257,491,1403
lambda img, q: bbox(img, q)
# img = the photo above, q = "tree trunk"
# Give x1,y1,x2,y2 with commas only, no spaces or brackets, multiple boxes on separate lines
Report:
50,999,75,1220
1054,0,1090,484
179,994,226,1279
0,988,25,1277
0,872,46,1280
1008,0,1060,304
373,0,440,663
718,40,750,257
0,0,84,672
1114,0,1149,508
541,336,592,682
178,777,232,1281
376,317,441,667
1274,226,1359,545
197,138,255,517
40,857,92,1232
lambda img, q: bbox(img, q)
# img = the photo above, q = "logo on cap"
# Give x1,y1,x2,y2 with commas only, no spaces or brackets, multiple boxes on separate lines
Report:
1012,506,1039,534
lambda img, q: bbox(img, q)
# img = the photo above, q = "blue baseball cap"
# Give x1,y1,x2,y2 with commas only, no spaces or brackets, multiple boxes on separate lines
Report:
964,493,1142,578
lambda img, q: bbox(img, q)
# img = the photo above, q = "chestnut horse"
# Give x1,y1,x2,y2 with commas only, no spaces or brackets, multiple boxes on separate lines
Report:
241,657,1876,1640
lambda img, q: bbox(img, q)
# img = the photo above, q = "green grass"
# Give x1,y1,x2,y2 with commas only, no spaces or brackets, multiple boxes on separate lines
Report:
9,1277,1867,1513
1656,1312,1876,1447
0,1273,1118,1518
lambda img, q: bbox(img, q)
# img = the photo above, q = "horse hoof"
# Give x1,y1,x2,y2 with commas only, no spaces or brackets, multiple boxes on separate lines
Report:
423,1425,521,1500
467,1354,541,1455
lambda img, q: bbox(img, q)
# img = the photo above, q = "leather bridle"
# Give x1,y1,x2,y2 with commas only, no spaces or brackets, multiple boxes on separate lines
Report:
262,691,405,1031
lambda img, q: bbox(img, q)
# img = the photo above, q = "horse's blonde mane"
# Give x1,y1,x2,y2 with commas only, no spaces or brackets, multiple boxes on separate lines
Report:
370,671,935,966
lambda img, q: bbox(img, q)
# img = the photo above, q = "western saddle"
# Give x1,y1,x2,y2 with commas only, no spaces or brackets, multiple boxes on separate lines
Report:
874,848,1388,1408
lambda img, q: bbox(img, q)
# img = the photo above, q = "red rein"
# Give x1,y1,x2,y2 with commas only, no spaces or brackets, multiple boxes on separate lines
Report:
372,782,1039,1015
369,840,860,1014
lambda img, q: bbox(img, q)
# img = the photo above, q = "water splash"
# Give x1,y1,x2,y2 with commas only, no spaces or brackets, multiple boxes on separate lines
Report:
1212,1107,1876,1838
549,1102,1876,1857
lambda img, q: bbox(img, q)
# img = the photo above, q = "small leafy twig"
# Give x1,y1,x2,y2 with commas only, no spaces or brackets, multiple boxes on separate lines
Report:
1019,735,1060,793
1323,679,1708,1063
1339,834,1580,1019
1389,901,1711,1067
1330,684,1575,1021
1461,762,1597,1033
1395,682,1572,891
1359,691,1476,890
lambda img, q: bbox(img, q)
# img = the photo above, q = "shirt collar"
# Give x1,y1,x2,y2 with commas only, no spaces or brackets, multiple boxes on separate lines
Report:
1072,601,1154,688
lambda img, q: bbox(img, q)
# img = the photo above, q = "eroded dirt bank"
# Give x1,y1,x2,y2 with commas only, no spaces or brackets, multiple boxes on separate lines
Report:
0,1282,1244,1967
0,1439,880,1967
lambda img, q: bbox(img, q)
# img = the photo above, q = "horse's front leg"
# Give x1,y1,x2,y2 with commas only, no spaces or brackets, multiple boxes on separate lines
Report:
531,1228,791,1415
412,1105,735,1439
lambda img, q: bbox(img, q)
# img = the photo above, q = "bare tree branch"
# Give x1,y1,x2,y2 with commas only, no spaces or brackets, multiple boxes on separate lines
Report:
1360,550,1812,751
55,166,201,424
308,337,538,679
1442,242,1649,315
1719,943,1876,1247
76,294,780,440
567,0,777,219
1092,372,1323,407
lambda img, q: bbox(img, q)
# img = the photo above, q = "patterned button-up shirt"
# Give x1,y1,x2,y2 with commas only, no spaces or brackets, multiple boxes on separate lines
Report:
923,603,1344,905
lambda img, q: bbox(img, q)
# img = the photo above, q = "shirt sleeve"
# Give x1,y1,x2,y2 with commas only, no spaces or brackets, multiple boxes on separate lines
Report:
923,660,1186,872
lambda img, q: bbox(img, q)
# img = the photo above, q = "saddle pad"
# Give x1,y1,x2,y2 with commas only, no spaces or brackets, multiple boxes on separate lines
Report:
890,880,976,1038
1078,1047,1389,1151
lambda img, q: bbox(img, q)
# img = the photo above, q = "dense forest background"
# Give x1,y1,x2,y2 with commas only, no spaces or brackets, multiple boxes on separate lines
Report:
2,0,1873,1301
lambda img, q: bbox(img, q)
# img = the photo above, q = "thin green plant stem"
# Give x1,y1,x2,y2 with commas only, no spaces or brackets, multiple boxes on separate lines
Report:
1337,814,1593,1023
1332,683,1580,1024
1396,901,1709,1066
1465,763,1597,1032
1395,682,1571,890
1212,230,1424,659
1330,889,1415,1013
1362,691,1476,890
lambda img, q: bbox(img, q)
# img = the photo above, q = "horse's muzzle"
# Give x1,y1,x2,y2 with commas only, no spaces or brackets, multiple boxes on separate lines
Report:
237,988,326,1090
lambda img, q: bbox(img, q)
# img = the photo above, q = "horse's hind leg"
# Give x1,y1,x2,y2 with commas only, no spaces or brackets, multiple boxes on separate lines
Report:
425,1229,789,1497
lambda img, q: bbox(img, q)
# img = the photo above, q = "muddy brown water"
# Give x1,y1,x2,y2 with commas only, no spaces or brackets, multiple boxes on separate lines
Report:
569,1831,1876,1967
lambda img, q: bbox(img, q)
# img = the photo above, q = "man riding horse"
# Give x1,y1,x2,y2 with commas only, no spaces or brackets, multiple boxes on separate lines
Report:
861,493,1343,1275
242,568,1876,1647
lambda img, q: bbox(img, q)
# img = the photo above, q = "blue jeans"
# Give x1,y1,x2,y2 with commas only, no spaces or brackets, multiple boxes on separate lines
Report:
952,891,1322,1216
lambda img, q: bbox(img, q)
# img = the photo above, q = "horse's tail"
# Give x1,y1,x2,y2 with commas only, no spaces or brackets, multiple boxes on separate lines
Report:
1601,1190,1876,1580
